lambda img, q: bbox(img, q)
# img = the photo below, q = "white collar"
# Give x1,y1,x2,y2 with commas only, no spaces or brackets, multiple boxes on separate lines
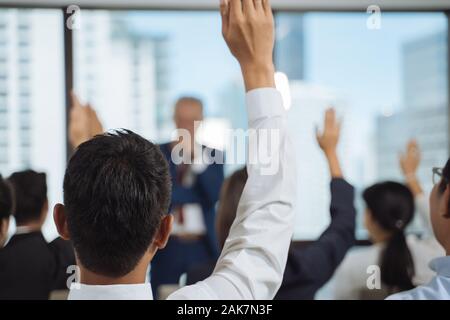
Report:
68,283,153,300
430,256,450,278
15,226,39,235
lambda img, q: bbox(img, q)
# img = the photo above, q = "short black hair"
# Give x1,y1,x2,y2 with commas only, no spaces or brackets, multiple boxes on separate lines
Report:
439,158,450,194
440,158,450,216
63,130,171,277
8,170,47,225
0,174,13,220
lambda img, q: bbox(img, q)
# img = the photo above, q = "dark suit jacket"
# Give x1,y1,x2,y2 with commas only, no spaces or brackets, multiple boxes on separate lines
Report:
159,142,224,258
186,178,356,300
0,232,75,300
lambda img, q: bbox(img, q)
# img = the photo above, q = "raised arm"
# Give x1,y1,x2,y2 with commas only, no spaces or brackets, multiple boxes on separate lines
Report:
69,92,104,149
400,139,423,197
280,109,355,295
399,140,432,234
168,0,296,300
307,110,355,285
316,108,343,179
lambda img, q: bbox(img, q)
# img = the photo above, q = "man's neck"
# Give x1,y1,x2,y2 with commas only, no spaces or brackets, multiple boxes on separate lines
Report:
79,262,149,286
15,222,42,234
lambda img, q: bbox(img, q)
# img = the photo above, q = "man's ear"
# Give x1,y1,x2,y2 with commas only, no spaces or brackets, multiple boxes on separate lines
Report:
53,203,71,240
0,217,10,237
440,185,450,218
153,214,173,249
0,218,10,248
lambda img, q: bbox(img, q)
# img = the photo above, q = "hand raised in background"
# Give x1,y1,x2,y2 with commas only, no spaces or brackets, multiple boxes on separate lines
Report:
399,139,421,177
69,91,104,149
316,108,343,178
399,139,423,196
220,0,275,91
87,103,104,138
316,108,341,155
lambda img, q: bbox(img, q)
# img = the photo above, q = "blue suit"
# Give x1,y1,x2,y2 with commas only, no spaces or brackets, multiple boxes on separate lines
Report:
150,142,224,298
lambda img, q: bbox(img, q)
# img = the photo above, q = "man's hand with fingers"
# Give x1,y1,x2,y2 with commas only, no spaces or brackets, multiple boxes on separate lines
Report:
316,108,343,178
220,0,275,91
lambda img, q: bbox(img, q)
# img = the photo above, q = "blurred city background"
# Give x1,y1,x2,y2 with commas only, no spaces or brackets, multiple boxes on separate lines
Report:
0,8,447,240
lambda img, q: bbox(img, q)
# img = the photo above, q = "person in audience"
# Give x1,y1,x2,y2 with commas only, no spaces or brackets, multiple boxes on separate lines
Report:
185,167,247,286
0,175,14,248
54,0,296,300
0,170,75,299
186,108,356,300
387,159,450,299
333,141,444,299
151,96,224,298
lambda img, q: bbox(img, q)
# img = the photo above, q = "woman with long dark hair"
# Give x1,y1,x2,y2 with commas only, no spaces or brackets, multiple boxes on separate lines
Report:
363,182,416,293
333,141,444,299
388,159,450,299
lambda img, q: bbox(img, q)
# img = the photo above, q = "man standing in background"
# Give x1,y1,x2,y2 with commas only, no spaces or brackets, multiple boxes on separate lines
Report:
151,97,224,298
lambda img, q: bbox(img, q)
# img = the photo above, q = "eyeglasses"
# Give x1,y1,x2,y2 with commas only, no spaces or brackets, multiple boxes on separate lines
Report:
432,167,444,185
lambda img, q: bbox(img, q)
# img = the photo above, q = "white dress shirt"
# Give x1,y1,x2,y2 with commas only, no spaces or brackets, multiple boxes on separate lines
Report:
387,256,450,300
68,88,296,300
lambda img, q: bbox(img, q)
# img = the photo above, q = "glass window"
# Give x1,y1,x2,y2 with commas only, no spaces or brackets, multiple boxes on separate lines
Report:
275,12,448,239
0,9,65,241
73,10,244,153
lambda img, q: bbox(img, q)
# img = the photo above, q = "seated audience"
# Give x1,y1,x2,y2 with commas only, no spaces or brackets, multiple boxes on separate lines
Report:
187,108,356,300
0,170,75,300
387,159,450,299
333,141,444,299
0,175,14,248
54,0,296,300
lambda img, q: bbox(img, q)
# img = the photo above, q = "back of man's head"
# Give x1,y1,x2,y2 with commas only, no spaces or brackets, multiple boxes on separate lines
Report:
63,130,171,277
8,170,47,225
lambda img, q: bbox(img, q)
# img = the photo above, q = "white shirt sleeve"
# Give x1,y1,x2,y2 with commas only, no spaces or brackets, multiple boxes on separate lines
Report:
415,193,433,238
168,88,296,300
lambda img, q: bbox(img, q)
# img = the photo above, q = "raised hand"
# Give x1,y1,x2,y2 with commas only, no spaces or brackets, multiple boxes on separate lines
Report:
400,139,423,196
69,92,104,149
316,108,343,178
69,91,91,149
220,0,275,91
316,108,341,155
400,139,421,178
87,103,104,138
